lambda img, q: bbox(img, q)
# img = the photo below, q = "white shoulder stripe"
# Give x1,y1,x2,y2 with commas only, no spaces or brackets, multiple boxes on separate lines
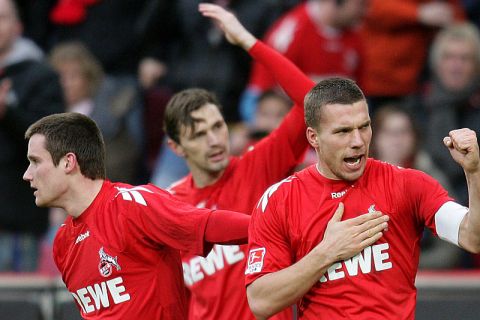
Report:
435,201,468,246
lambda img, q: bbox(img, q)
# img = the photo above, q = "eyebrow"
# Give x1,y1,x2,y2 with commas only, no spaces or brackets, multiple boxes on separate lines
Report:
332,120,371,133
27,155,38,162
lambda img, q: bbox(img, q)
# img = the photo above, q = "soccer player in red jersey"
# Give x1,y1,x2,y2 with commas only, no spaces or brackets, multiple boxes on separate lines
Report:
246,78,480,319
22,112,251,319
165,4,388,320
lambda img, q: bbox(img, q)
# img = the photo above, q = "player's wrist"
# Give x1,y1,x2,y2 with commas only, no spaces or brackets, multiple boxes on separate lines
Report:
311,241,338,270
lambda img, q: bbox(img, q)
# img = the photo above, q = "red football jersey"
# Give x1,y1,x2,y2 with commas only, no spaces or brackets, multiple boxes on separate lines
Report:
248,2,364,92
246,159,453,319
53,181,216,319
168,40,314,320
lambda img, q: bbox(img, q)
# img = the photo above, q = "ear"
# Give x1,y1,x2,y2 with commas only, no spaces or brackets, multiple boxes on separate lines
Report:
63,152,78,174
306,127,320,148
167,138,186,158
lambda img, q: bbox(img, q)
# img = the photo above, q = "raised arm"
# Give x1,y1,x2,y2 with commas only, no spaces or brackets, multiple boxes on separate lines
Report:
246,203,389,319
199,3,313,106
444,129,480,253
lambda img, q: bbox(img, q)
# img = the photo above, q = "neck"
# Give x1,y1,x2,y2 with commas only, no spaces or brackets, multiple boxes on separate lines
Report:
63,178,104,218
191,168,225,188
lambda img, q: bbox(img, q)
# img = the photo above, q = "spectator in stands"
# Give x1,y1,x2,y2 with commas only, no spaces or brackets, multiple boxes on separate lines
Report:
0,0,64,271
371,104,463,269
48,41,144,184
423,22,480,206
359,0,465,114
230,90,293,155
241,0,367,122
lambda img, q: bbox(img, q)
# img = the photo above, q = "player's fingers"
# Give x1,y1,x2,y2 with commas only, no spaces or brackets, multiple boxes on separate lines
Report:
359,231,384,248
443,136,453,148
359,221,388,240
329,202,344,223
356,219,389,239
347,210,383,226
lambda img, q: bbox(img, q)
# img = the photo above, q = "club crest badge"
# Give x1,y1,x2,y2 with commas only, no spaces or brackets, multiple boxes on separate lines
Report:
98,247,121,277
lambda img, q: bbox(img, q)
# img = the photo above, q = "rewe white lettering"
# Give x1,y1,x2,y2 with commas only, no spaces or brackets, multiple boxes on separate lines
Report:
87,282,109,309
327,262,344,280
223,245,245,265
183,262,193,286
372,243,392,271
72,276,130,313
183,245,246,285
201,246,225,275
319,243,392,283
344,246,372,276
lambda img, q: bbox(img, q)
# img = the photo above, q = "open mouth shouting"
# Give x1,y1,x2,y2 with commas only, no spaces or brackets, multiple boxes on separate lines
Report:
344,155,364,170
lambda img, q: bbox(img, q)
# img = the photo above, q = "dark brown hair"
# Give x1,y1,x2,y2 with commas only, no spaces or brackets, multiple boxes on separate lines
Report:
25,113,106,180
163,88,222,143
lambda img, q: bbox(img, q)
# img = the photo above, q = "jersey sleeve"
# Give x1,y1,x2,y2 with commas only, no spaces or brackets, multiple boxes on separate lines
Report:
245,182,292,286
404,170,453,236
118,184,211,256
234,41,314,193
248,41,314,107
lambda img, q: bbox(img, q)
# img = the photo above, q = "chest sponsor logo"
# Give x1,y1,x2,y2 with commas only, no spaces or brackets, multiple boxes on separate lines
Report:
75,230,90,245
320,243,393,283
245,247,266,275
71,276,131,314
183,245,245,286
98,247,121,277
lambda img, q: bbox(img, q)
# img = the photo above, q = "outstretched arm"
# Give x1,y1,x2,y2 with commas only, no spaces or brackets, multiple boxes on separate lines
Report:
204,210,250,245
444,129,480,253
247,204,389,319
199,3,313,106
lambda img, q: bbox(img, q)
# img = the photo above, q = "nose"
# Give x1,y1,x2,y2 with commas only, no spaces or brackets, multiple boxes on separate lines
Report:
23,165,32,182
206,130,220,146
350,129,364,148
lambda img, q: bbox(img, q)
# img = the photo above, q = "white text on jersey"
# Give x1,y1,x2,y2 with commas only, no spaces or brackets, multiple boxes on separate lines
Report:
71,276,130,313
75,231,90,245
320,243,392,283
183,245,245,286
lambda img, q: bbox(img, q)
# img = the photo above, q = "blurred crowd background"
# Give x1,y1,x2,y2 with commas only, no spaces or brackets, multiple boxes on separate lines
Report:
1,0,480,277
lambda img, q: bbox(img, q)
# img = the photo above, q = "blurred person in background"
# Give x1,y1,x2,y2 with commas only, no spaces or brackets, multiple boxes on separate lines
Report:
422,22,480,206
229,90,293,156
48,41,144,184
359,0,465,114
0,0,64,272
371,104,464,269
241,0,367,123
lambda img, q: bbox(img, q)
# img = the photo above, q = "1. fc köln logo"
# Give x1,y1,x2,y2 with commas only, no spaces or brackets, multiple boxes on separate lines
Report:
98,247,121,277
245,248,266,275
